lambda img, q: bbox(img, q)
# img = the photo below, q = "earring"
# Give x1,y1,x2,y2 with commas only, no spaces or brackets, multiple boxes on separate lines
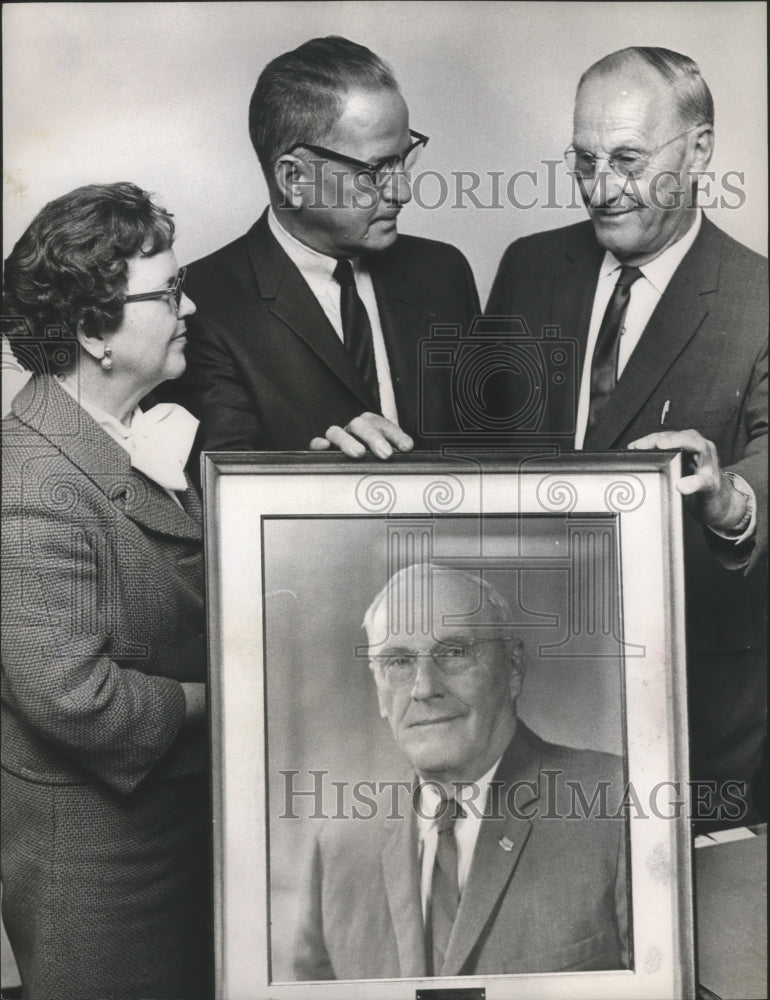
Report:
101,347,113,372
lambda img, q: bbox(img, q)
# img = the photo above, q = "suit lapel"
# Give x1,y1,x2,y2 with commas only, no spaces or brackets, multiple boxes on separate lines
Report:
584,216,720,449
12,377,201,542
441,724,540,977
549,228,603,438
370,249,420,432
381,803,427,978
245,214,378,410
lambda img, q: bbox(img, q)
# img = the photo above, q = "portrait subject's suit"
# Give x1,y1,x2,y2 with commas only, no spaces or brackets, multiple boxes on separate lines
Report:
486,217,768,796
164,210,480,456
1,376,211,999
293,722,628,980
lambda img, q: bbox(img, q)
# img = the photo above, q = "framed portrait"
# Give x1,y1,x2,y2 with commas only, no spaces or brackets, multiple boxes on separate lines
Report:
204,451,693,999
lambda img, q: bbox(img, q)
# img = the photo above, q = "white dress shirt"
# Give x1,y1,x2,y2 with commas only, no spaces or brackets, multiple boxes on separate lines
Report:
575,211,755,542
416,757,502,921
575,212,703,449
267,209,400,425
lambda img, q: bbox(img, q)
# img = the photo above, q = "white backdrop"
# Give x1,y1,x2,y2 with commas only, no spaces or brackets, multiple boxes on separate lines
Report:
3,0,767,306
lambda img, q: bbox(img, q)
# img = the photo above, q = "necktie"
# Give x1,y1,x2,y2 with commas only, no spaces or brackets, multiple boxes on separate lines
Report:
333,258,380,407
586,265,643,434
425,795,464,976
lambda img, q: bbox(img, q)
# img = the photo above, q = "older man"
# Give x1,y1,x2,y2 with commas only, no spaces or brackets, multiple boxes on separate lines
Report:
168,35,479,461
486,47,767,823
293,565,628,980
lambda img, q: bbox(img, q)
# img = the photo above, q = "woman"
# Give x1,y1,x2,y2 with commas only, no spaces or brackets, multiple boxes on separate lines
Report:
2,183,210,999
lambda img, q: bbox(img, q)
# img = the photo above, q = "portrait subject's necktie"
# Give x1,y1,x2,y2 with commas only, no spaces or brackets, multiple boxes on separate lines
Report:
586,265,643,434
425,795,464,976
333,258,380,407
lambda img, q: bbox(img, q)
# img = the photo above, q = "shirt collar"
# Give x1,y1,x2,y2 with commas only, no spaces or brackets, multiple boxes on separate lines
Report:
599,209,703,294
58,375,136,445
268,206,362,285
416,755,503,839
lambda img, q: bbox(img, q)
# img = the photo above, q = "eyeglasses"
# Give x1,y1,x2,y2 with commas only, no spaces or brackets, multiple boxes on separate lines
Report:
564,125,702,180
371,636,506,686
123,266,187,314
285,130,429,187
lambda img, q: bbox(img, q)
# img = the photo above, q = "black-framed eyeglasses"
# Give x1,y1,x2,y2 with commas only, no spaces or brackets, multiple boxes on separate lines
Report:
123,266,187,314
284,129,429,187
564,125,702,180
370,636,506,686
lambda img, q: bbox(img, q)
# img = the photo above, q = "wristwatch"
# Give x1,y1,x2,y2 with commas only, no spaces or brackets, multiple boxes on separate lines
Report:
722,471,754,535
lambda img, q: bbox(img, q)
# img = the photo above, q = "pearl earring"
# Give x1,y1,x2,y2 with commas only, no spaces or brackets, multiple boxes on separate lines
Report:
101,347,113,372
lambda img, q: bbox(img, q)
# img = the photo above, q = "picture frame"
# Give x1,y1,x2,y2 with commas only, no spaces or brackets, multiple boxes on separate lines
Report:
203,450,694,1000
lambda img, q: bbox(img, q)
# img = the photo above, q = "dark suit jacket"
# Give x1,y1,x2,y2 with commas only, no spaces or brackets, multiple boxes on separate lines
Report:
486,217,768,788
293,723,628,980
164,210,480,455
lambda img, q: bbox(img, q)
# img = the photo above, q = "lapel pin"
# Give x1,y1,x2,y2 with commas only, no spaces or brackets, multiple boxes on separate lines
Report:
499,836,514,852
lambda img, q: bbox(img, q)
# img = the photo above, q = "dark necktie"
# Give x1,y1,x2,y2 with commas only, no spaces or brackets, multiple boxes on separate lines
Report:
425,796,464,976
586,265,643,434
333,258,380,407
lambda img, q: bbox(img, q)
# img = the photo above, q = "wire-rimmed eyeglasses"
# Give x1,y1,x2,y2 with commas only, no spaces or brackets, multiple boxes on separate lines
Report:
370,636,507,686
564,125,703,180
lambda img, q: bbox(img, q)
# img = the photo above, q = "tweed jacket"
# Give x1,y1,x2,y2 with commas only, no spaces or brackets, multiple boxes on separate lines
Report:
1,376,208,794
293,722,628,980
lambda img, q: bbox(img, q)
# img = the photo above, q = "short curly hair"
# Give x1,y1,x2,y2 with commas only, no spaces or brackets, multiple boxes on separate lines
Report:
3,182,175,374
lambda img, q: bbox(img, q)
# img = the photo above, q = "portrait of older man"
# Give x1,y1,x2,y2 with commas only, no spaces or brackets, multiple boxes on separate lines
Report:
167,35,479,461
486,47,768,824
292,564,629,980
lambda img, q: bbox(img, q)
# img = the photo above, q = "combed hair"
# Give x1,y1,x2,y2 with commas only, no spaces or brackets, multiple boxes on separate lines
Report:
3,182,174,373
363,564,514,638
248,35,399,179
578,47,714,128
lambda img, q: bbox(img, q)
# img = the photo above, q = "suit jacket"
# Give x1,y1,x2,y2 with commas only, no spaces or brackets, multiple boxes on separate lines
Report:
163,209,480,456
1,376,208,793
486,217,768,789
293,722,628,980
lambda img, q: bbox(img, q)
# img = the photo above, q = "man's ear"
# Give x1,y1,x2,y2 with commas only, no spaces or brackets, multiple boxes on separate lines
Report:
508,639,526,701
369,662,390,720
274,154,309,209
690,123,714,173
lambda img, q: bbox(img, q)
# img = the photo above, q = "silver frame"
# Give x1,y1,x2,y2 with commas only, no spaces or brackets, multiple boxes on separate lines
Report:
203,451,694,1000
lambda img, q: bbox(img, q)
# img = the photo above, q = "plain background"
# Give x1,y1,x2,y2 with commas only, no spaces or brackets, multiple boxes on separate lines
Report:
2,1,767,305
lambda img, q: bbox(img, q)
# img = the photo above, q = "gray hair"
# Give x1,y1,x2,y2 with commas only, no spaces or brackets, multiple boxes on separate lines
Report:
578,47,714,128
362,564,514,638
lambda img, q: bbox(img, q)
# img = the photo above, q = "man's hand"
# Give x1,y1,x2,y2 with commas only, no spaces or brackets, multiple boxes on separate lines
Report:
309,413,414,460
627,429,748,530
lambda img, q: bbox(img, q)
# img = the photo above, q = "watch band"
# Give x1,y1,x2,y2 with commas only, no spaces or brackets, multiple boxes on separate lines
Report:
722,472,754,534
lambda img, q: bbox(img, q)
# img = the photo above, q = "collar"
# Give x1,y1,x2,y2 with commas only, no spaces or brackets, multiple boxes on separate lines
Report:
58,376,136,441
599,209,703,294
268,206,363,286
57,376,197,491
416,755,503,840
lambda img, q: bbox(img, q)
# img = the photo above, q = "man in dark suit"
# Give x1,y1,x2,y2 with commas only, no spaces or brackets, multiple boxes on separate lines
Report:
168,35,479,461
486,47,767,823
293,565,628,980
